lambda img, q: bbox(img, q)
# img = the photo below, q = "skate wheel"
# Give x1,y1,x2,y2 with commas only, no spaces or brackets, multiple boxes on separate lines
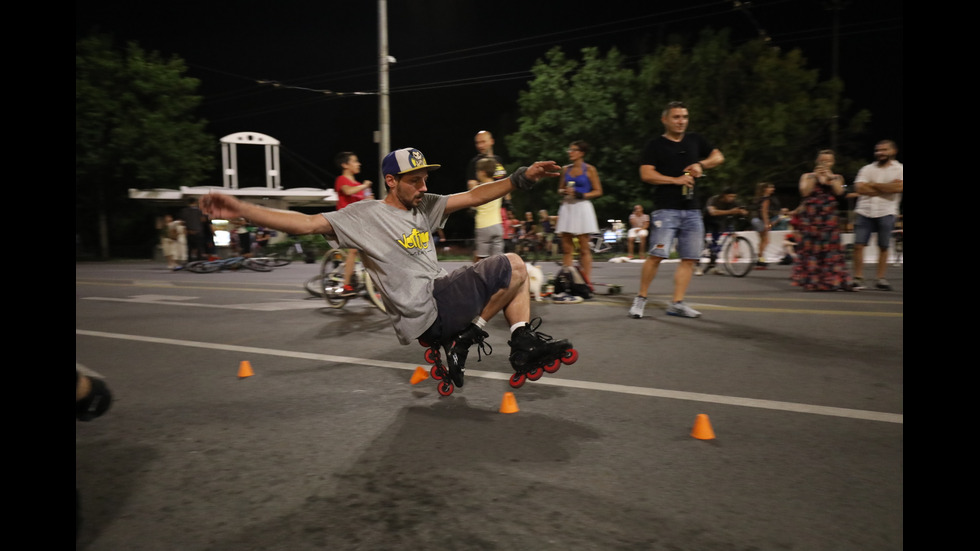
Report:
528,367,544,381
544,358,561,373
424,349,439,364
561,348,579,365
509,373,527,389
430,365,444,380
437,381,454,396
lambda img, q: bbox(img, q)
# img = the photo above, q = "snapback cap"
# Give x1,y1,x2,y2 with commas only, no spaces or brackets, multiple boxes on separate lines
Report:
381,148,441,176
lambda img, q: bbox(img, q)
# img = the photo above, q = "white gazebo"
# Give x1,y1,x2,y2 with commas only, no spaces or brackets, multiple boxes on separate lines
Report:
128,132,337,209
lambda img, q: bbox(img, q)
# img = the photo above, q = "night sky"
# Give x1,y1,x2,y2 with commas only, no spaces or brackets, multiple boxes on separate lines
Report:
76,0,903,197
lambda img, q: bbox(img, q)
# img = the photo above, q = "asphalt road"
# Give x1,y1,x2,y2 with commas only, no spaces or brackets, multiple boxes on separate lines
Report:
76,257,903,551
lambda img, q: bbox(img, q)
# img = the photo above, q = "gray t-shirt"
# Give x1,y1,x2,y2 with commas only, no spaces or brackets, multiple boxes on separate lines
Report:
322,195,449,344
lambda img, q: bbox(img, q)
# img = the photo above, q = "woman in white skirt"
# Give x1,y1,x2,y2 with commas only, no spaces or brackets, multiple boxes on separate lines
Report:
556,140,603,283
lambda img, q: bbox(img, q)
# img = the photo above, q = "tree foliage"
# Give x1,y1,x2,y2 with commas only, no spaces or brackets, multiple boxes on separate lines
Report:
505,29,870,224
76,34,215,258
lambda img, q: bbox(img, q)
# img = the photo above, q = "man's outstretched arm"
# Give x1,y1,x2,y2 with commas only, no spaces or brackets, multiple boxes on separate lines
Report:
200,193,334,237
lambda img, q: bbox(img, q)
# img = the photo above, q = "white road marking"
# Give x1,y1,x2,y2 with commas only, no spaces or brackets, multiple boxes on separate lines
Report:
84,296,327,311
75,329,902,424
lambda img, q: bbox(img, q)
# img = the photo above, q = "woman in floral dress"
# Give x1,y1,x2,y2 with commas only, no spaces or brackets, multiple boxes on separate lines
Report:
791,149,856,291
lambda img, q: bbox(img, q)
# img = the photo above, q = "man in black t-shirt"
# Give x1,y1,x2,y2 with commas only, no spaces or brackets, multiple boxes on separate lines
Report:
465,130,507,190
629,101,725,319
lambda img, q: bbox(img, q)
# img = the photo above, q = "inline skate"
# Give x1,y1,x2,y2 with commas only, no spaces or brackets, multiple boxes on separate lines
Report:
419,324,491,396
507,317,578,388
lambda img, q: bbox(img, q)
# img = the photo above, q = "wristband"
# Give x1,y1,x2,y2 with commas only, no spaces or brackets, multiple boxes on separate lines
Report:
510,166,534,190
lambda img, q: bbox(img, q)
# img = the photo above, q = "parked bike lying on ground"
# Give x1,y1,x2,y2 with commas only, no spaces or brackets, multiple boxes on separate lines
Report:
183,255,274,273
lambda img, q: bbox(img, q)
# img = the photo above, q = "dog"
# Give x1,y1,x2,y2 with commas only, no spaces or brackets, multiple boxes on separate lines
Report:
526,262,544,302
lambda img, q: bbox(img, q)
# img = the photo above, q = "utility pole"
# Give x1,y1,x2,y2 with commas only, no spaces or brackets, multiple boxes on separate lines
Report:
825,0,848,151
377,0,390,198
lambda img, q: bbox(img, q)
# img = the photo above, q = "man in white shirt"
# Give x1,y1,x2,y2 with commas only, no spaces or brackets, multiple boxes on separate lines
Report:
852,140,903,290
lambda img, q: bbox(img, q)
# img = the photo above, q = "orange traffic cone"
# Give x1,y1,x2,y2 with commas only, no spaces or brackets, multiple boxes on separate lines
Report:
690,414,715,440
410,366,429,385
238,360,254,379
499,392,519,414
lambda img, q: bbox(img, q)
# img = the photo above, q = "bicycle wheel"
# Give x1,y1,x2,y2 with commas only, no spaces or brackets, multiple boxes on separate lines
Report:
363,273,387,312
320,248,347,280
722,235,755,277
321,268,349,308
242,258,273,272
185,260,219,273
303,274,327,298
253,254,291,268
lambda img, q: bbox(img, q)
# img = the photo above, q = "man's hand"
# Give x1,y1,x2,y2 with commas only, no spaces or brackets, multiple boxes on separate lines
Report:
526,161,561,181
200,193,244,220
510,161,561,190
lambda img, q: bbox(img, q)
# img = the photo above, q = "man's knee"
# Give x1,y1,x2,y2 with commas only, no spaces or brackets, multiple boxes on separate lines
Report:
506,253,527,282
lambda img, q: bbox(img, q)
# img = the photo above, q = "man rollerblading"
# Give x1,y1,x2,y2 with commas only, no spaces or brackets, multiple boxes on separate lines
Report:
507,318,578,388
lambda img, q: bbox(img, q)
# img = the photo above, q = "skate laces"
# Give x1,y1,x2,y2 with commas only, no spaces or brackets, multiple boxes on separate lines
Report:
522,317,554,343
452,327,492,363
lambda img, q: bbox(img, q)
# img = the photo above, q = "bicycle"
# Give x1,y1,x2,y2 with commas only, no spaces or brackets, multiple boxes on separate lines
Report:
184,255,273,273
588,223,625,255
303,248,386,311
698,216,755,278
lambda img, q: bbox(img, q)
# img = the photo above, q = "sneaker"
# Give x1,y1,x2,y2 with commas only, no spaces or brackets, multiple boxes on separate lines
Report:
755,261,768,269
666,301,701,318
340,284,357,297
852,277,866,290
694,265,704,276
875,278,892,291
629,295,647,318
444,324,491,388
551,292,584,304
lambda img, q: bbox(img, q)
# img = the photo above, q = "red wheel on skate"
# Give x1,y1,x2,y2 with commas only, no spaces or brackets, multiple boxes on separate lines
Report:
424,349,439,364
430,365,444,380
527,367,544,381
544,358,561,373
509,373,527,389
561,348,579,365
437,381,454,396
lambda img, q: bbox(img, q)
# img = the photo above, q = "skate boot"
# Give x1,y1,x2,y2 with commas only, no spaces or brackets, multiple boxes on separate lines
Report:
507,318,578,389
444,324,491,389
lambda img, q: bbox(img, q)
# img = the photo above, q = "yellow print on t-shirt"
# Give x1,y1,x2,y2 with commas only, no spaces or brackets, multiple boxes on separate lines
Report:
397,228,430,251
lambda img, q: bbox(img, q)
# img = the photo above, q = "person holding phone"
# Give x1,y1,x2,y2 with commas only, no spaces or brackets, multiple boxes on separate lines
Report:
791,149,856,291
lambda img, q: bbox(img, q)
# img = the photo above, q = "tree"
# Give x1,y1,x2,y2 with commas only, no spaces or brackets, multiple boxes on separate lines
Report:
76,34,216,259
505,29,870,224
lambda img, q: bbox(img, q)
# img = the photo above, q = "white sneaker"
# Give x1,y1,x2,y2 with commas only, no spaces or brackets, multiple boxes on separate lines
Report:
629,296,647,318
552,292,584,304
694,265,704,276
666,301,701,318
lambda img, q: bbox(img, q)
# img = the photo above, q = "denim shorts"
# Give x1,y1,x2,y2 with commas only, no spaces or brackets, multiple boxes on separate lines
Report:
854,214,896,249
648,209,705,260
418,254,512,342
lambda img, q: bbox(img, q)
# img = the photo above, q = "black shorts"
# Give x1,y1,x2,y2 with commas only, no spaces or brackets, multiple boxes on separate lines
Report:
419,254,512,342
